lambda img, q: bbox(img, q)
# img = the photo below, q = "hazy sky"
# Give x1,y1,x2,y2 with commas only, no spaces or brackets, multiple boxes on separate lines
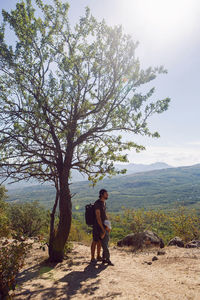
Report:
1,0,200,167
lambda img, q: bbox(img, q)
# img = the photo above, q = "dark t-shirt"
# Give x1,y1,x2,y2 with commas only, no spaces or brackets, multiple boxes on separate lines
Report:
93,199,107,230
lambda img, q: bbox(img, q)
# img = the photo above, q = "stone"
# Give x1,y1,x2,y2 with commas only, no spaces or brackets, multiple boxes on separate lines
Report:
117,230,164,249
157,250,166,255
168,237,184,247
152,256,158,261
185,240,200,248
143,261,152,265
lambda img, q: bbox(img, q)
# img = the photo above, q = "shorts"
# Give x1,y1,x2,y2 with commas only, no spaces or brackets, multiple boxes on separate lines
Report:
92,225,101,242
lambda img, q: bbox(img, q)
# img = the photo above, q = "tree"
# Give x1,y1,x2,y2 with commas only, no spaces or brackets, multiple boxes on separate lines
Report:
0,0,170,261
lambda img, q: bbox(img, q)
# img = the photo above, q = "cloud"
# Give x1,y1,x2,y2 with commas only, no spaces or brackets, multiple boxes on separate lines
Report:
109,0,200,66
187,141,200,146
127,144,200,167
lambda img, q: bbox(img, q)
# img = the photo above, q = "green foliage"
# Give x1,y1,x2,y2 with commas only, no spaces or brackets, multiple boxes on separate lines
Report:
0,185,7,202
0,185,10,238
168,206,200,242
68,217,91,243
111,207,200,244
9,201,49,238
0,0,170,186
0,212,10,238
0,240,32,299
0,0,170,259
63,241,73,257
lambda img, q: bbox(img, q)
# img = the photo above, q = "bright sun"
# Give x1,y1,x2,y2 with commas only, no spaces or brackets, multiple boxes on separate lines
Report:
119,0,199,48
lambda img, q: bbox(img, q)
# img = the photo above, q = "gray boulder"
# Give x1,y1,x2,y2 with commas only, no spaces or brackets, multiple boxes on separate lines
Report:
185,240,200,248
117,230,164,249
168,237,184,248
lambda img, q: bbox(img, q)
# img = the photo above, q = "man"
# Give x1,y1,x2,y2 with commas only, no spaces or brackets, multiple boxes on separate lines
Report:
91,189,114,266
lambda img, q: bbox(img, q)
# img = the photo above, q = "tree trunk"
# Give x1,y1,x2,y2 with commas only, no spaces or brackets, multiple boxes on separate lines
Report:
49,181,72,262
48,190,59,257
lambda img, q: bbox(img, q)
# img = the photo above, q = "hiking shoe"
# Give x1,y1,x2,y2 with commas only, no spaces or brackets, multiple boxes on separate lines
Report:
96,256,103,261
107,260,114,266
90,258,97,264
102,259,114,266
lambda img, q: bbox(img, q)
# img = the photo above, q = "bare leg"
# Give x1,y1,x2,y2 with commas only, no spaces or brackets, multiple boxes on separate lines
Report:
91,241,97,260
97,240,101,258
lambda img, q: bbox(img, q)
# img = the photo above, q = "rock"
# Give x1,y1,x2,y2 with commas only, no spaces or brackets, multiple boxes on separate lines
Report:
152,256,158,261
157,250,166,255
143,261,152,265
160,239,165,248
117,230,164,249
168,237,184,248
185,240,200,248
2,239,9,246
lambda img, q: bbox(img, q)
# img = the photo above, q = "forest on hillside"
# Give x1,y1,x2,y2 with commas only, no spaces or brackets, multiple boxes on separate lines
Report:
7,164,200,212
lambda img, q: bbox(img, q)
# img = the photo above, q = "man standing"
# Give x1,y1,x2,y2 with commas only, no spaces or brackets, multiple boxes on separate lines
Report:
91,189,114,266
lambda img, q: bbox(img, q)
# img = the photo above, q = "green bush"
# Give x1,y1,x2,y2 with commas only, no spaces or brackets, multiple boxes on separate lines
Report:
0,240,32,299
68,218,91,243
169,206,200,242
110,207,200,244
0,186,10,238
63,241,73,257
9,201,49,238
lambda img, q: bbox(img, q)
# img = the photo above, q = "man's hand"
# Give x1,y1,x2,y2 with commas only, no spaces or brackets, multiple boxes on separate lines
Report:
101,230,106,239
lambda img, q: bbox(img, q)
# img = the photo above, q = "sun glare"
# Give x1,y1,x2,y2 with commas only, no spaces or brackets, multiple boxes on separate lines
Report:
120,0,199,48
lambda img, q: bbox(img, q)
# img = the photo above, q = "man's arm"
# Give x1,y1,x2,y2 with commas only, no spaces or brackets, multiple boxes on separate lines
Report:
95,209,106,236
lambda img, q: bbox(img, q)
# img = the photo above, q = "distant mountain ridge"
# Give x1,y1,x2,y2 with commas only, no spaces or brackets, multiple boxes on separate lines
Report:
5,162,172,188
67,162,172,182
6,163,200,212
115,162,171,175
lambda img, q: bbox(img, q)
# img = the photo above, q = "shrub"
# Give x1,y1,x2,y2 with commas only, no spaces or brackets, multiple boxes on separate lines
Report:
169,206,200,242
0,212,10,238
9,201,49,238
110,207,200,244
0,186,10,238
68,219,91,243
0,240,32,299
63,241,73,257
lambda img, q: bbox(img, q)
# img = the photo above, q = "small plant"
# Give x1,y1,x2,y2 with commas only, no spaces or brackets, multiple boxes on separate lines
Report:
64,241,73,258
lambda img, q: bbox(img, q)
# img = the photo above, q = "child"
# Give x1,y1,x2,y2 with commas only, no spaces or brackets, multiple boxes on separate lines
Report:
101,219,114,266
104,219,111,231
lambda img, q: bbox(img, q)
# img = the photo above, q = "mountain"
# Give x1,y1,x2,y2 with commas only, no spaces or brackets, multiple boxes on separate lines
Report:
71,162,171,181
5,162,171,188
115,162,171,175
6,164,200,212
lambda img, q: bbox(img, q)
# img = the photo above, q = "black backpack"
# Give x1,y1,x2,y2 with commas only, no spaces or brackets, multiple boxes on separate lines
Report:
85,203,95,226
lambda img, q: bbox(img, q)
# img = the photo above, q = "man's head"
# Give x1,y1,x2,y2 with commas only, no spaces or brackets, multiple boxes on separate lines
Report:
99,189,108,200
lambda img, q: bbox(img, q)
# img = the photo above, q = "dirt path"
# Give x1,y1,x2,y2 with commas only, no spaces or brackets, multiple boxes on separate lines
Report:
13,242,200,299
